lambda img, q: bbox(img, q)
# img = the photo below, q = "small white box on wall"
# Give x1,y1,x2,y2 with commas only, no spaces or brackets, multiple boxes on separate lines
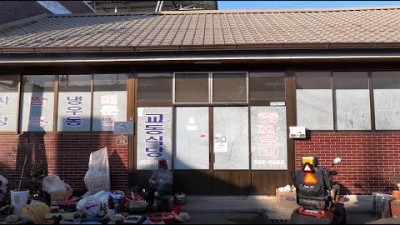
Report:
289,126,306,139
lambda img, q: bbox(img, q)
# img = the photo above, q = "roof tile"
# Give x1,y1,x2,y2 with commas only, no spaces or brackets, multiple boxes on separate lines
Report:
1,7,400,51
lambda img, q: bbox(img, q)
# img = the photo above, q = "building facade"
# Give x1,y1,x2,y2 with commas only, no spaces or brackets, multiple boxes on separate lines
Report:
1,7,400,195
0,1,94,25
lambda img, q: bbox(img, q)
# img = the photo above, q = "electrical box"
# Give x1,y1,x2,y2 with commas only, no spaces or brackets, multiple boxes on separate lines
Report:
289,126,306,139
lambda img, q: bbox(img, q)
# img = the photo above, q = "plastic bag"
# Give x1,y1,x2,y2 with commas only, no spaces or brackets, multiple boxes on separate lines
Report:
42,175,69,194
372,192,394,217
76,190,110,218
81,198,102,218
0,175,8,187
84,147,111,195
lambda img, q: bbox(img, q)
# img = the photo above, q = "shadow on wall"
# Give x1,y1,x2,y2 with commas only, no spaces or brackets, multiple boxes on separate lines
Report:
5,117,288,197
15,132,48,195
54,116,129,192
14,76,49,195
131,149,257,196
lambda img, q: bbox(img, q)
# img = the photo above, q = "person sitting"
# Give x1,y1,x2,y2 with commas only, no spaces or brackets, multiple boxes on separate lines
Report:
147,158,173,211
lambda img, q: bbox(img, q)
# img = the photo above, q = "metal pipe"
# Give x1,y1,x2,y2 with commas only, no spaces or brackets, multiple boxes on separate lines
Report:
18,155,27,191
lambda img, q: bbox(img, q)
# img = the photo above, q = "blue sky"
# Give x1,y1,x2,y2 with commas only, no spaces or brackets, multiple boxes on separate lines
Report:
218,1,400,10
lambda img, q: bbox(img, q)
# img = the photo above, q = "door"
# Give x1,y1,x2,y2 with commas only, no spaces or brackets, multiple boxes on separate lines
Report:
213,107,249,170
174,107,209,170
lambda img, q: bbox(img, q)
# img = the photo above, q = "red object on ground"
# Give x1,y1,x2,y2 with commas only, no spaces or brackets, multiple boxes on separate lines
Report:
171,205,182,214
149,212,175,224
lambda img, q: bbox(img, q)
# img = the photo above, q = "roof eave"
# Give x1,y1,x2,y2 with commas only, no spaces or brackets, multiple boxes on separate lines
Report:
3,43,400,54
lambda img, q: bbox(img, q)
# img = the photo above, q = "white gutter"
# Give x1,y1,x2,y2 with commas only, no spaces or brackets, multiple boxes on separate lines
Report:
1,53,400,64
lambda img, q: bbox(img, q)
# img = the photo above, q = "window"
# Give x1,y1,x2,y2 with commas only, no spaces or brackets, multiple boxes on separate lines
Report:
92,74,128,132
295,72,333,130
373,71,400,130
20,75,55,132
137,73,172,101
212,72,247,103
250,106,287,170
174,72,209,103
0,76,20,132
57,75,92,132
249,72,285,101
333,72,371,130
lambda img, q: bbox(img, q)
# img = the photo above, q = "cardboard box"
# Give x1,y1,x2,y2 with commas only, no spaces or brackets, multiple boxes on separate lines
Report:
276,188,297,205
50,188,74,202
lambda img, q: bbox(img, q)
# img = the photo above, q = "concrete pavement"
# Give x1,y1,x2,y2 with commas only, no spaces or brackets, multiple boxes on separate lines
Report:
178,195,400,224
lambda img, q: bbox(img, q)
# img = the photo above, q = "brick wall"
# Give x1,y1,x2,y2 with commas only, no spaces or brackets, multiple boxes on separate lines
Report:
0,134,129,192
3,131,398,195
295,132,400,195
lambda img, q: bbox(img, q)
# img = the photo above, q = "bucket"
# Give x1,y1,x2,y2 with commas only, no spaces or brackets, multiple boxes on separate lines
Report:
10,189,29,215
174,192,186,205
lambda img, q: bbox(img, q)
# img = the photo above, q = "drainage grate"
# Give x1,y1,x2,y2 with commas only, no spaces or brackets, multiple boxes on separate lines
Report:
268,219,292,224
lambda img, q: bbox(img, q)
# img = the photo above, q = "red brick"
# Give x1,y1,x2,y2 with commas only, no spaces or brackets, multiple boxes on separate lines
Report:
0,134,129,191
295,131,400,195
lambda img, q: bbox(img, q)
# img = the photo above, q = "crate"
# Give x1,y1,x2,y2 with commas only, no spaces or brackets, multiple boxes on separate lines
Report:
276,188,297,205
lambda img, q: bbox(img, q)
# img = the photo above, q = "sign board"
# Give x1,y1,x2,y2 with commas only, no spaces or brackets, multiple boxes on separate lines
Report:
114,121,134,134
116,135,128,145
270,101,285,106
289,126,306,139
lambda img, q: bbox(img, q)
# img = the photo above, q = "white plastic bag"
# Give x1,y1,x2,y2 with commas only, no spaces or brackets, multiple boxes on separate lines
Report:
42,175,69,194
76,190,110,218
0,175,8,187
84,147,111,195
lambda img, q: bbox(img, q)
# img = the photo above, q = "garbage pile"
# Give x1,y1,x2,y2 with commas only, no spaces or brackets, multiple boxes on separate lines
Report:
0,147,191,224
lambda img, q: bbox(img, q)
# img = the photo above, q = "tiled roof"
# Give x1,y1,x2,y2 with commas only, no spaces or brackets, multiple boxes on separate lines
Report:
1,7,400,53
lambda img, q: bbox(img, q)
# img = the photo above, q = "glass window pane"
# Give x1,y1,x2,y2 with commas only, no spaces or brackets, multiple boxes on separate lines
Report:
249,72,285,100
58,75,92,132
20,75,55,132
174,107,209,169
213,107,249,170
0,76,19,132
373,71,400,89
295,72,333,130
175,73,209,103
333,72,371,130
334,72,369,89
296,71,331,89
212,72,247,103
92,74,127,131
250,106,288,170
373,71,400,130
137,73,172,101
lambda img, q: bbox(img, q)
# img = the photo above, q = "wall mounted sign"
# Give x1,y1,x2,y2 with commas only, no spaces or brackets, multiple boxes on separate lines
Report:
114,121,134,134
270,102,285,106
116,135,128,145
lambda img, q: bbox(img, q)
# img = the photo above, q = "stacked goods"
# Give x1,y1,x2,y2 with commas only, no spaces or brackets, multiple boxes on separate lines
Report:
124,199,148,214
